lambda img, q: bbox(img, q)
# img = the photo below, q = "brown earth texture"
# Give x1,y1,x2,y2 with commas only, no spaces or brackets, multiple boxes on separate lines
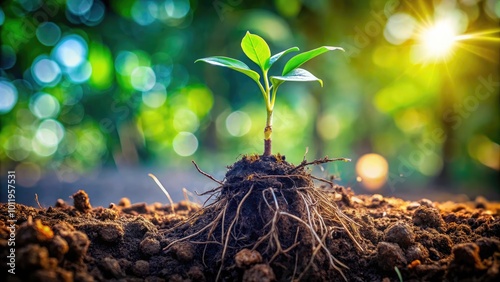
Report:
1,155,499,282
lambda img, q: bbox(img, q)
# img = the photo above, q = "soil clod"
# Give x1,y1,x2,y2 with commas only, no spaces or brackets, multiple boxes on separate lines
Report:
72,190,92,213
140,238,161,256
376,242,407,272
243,264,276,282
412,206,443,229
99,223,124,243
384,221,415,248
235,249,263,268
450,243,484,269
132,260,150,277
170,241,195,263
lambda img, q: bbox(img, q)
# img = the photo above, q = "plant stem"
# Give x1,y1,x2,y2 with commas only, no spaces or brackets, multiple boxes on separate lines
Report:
264,85,279,156
263,70,272,157
264,108,272,156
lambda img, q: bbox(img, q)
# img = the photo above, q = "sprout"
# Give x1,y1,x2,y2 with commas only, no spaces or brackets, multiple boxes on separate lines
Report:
196,31,344,156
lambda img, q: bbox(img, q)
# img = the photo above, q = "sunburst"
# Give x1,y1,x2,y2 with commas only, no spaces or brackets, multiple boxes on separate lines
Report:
408,1,500,65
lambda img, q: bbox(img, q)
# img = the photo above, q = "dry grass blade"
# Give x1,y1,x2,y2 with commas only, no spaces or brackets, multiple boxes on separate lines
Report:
148,173,175,214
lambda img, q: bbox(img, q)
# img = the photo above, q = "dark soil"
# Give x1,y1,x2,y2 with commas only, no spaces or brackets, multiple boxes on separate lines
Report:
1,155,499,282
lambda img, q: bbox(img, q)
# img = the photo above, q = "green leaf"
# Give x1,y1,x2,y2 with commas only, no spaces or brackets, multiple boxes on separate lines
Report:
195,56,260,83
270,68,323,87
282,46,344,75
267,47,299,70
241,31,271,71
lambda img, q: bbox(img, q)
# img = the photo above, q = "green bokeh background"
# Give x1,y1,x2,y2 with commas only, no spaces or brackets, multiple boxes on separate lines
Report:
0,0,499,204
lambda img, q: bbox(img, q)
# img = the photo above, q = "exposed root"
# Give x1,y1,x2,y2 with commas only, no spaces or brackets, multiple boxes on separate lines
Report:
163,155,364,281
216,185,255,281
290,156,351,173
192,160,224,185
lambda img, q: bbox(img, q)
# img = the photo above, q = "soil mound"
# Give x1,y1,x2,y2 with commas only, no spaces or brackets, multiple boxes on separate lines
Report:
166,155,361,281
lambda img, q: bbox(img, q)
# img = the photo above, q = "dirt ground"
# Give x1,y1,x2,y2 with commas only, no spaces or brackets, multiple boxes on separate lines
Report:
1,156,499,282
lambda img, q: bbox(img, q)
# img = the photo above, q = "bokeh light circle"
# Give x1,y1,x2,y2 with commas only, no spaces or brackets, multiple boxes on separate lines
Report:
225,111,252,137
0,7,4,25
67,61,92,83
81,0,105,26
32,57,62,85
15,162,42,187
18,0,42,12
16,162,42,187
153,64,172,87
67,0,94,16
142,83,167,108
58,130,78,155
132,0,157,26
164,0,190,19
54,35,88,68
173,109,199,133
62,85,84,105
316,114,340,140
131,66,156,91
384,13,416,45
356,153,389,191
0,80,18,114
173,132,198,156
30,93,61,119
0,45,16,69
36,22,61,46
115,51,139,75
5,135,31,161
32,138,58,157
60,103,85,125
36,119,65,147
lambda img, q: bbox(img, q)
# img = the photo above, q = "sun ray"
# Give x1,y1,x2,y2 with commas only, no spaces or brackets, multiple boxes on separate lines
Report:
455,28,500,40
454,42,500,63
405,0,434,29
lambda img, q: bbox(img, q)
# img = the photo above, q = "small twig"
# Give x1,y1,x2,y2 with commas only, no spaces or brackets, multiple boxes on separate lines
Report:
302,147,309,162
192,161,223,185
34,194,43,209
290,157,351,173
148,173,175,214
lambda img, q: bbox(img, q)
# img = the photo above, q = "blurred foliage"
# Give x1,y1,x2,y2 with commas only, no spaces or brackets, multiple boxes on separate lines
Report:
0,0,498,194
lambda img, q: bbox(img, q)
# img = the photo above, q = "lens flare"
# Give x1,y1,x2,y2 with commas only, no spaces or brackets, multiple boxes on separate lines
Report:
356,153,389,191
420,20,458,59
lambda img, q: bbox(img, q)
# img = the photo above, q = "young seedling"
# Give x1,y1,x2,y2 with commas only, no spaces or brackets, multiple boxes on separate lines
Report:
196,31,344,157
